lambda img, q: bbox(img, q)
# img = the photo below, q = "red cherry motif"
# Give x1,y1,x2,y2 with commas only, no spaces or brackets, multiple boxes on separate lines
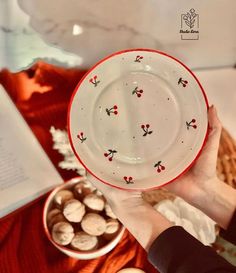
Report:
77,132,86,143
154,161,165,173
186,119,197,130
135,55,144,62
124,176,134,184
178,77,188,87
106,105,118,116
94,75,97,80
89,78,93,83
137,94,141,97
139,90,143,93
141,124,153,136
104,149,117,161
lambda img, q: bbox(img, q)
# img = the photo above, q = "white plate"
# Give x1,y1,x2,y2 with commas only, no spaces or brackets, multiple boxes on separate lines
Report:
68,49,208,190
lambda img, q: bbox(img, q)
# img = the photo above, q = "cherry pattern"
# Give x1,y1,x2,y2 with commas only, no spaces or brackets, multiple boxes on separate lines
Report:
77,132,87,143
104,149,117,161
186,119,197,130
178,77,188,87
79,55,199,184
106,105,118,116
134,55,143,62
124,176,134,184
141,124,153,136
132,87,144,98
89,75,100,87
154,161,166,173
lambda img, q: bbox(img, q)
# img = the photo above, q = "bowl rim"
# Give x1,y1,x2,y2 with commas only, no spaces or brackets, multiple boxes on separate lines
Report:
67,48,209,192
42,176,125,255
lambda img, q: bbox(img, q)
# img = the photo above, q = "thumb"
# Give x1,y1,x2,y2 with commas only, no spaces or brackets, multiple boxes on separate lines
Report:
203,105,222,155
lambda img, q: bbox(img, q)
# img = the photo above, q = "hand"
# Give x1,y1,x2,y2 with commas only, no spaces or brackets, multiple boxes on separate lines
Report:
165,105,236,228
165,105,222,206
87,174,173,250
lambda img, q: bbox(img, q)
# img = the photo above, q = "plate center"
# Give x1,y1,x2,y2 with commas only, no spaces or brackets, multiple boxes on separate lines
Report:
91,71,181,165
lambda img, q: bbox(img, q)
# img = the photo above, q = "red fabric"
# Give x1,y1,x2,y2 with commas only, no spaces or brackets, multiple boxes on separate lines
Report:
0,62,159,273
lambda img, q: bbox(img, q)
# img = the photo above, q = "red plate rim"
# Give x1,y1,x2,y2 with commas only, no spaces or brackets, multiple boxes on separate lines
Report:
67,48,209,191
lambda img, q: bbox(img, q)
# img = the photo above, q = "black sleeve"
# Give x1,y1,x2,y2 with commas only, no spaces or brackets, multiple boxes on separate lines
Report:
148,226,236,273
220,209,236,245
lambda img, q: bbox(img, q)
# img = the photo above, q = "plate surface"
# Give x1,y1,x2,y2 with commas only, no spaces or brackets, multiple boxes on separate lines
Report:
68,49,208,190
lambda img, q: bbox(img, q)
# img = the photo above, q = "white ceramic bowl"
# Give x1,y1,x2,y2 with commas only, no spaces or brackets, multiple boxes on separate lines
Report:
43,177,125,259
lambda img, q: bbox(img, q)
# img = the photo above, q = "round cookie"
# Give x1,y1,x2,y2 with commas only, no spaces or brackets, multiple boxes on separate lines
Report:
103,219,120,240
81,213,106,236
54,190,74,207
52,221,74,246
116,269,146,273
48,212,67,229
83,193,105,211
63,199,85,223
47,208,61,222
70,231,98,251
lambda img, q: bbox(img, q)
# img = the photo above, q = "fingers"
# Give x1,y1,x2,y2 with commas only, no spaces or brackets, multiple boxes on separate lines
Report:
87,173,109,194
207,105,222,148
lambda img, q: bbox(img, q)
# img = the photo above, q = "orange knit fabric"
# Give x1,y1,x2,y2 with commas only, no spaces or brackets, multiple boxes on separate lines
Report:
0,63,159,273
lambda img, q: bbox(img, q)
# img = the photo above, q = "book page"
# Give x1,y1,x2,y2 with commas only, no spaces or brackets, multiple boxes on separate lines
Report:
0,85,63,218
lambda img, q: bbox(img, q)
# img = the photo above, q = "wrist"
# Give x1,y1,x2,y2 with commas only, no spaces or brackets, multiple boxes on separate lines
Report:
192,177,236,229
112,202,173,250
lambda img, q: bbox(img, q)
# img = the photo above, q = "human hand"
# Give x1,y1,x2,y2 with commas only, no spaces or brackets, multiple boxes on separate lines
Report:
87,174,173,250
165,105,222,206
165,105,236,228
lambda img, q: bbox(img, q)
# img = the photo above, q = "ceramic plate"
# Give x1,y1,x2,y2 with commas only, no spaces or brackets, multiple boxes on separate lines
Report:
68,49,208,190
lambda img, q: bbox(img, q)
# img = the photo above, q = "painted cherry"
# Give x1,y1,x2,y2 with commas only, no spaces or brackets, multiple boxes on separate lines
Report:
106,105,118,116
141,124,153,136
77,132,87,143
178,77,188,87
89,75,100,87
104,149,117,161
134,55,144,62
124,176,134,184
154,161,166,173
132,87,144,98
186,118,197,130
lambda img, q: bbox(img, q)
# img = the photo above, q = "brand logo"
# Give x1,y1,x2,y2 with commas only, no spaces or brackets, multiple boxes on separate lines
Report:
180,8,199,40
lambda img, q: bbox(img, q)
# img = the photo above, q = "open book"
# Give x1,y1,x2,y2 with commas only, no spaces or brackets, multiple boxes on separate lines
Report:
0,85,63,219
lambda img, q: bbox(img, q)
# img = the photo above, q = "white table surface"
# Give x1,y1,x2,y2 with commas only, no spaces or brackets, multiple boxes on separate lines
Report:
195,68,236,140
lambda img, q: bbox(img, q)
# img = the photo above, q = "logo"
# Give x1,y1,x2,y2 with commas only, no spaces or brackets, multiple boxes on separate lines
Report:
180,8,199,40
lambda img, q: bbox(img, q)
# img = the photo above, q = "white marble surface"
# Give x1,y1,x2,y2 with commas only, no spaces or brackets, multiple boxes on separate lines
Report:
0,0,236,71
0,0,82,71
196,68,236,140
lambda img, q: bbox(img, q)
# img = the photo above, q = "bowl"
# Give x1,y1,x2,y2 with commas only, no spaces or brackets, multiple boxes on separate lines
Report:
43,177,125,259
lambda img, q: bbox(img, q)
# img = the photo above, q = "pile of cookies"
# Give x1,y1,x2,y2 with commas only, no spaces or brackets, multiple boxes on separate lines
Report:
47,180,121,252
